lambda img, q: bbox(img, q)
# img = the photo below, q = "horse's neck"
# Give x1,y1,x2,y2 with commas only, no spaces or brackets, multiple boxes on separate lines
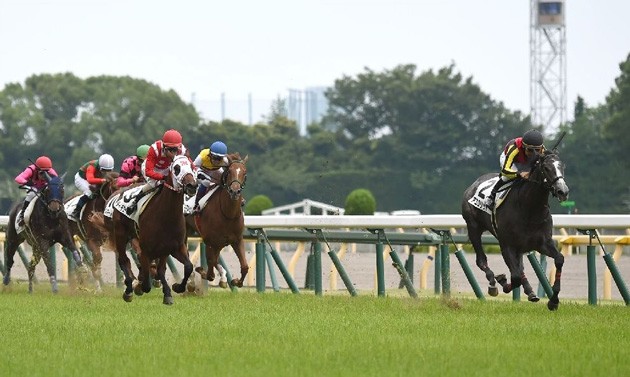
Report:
219,187,242,219
519,180,551,217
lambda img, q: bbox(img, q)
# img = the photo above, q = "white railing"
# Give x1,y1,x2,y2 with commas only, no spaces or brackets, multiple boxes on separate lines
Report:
2,214,630,230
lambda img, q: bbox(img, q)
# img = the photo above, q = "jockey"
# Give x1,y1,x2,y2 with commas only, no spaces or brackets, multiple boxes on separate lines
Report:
14,156,59,226
483,129,545,208
191,140,229,213
125,129,190,215
117,144,150,188
72,154,115,219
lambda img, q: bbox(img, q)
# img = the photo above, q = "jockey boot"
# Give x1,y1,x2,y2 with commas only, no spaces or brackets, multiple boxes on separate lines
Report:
126,187,149,215
192,185,208,214
484,179,503,208
72,194,90,219
17,200,30,226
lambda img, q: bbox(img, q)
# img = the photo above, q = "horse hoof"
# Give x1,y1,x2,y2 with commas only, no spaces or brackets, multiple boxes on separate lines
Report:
230,278,242,288
152,280,162,288
172,283,185,294
133,284,144,296
219,281,228,289
547,300,559,311
163,296,174,305
123,292,133,302
488,286,499,297
2,276,9,285
528,294,540,303
186,282,196,293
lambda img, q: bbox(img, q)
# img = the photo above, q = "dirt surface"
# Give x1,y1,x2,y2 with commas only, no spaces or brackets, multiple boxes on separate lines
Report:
5,241,629,303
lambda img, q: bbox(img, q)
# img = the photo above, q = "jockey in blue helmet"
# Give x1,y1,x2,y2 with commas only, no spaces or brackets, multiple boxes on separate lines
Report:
191,141,230,213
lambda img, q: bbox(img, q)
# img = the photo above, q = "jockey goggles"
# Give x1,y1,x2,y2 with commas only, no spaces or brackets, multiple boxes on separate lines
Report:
523,143,543,153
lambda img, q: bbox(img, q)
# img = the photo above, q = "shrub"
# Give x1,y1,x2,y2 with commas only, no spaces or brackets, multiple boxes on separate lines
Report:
245,195,273,215
344,189,376,215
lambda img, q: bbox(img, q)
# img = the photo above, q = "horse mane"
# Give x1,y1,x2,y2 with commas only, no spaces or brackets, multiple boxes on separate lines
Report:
228,152,242,161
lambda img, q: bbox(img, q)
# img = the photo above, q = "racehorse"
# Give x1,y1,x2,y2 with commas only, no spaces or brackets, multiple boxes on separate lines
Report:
90,155,197,304
461,150,569,310
3,175,85,293
66,171,119,292
192,153,249,287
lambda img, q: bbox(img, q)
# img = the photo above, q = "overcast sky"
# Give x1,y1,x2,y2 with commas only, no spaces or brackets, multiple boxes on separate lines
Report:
1,0,628,125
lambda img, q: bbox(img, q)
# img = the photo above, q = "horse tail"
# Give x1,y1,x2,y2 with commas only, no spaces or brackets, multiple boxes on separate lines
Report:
88,211,115,250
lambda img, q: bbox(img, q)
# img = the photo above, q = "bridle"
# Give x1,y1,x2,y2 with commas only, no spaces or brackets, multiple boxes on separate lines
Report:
164,156,196,196
528,152,565,198
222,159,247,200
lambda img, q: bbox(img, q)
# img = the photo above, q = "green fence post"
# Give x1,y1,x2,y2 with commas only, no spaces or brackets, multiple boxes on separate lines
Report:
390,250,418,298
313,241,323,296
265,250,279,292
536,254,548,298
49,246,57,280
602,253,630,305
440,243,450,297
255,237,266,293
167,256,181,282
454,249,485,300
375,232,385,297
587,244,597,305
527,252,553,298
304,252,314,290
512,285,521,301
327,250,356,296
269,248,300,294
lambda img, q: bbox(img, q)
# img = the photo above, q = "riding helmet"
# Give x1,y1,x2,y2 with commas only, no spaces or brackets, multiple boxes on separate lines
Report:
136,144,150,159
522,129,544,147
98,154,115,171
210,141,228,157
162,129,183,147
35,156,53,171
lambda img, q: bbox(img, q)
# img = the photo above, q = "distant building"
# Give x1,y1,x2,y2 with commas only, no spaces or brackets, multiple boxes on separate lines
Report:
288,87,329,135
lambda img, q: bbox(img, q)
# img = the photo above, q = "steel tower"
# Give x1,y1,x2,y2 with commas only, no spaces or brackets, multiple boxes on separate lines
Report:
530,0,567,134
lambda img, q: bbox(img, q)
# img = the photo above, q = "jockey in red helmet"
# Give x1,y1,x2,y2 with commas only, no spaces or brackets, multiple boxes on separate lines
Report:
125,129,192,215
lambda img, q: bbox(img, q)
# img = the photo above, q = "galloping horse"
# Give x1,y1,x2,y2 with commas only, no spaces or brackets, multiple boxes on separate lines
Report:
90,155,197,304
4,175,84,293
461,150,569,310
66,171,119,292
192,153,249,287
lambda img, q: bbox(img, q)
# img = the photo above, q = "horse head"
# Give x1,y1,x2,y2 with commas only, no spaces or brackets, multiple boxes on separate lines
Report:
170,155,197,196
42,175,66,217
531,151,569,202
99,171,120,200
223,154,248,201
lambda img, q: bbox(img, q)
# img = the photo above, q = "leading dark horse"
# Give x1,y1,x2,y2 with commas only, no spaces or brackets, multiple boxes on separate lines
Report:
191,153,249,287
90,155,197,304
4,175,85,293
461,150,569,310
66,171,119,292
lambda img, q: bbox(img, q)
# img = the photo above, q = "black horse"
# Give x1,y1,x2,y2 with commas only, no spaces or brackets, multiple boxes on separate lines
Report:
461,150,569,310
4,175,84,293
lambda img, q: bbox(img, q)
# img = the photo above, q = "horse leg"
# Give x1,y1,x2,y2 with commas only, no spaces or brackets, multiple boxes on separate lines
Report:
139,253,152,294
87,239,103,292
498,248,522,294
3,233,23,286
171,244,193,294
156,258,173,305
467,225,498,296
521,273,540,302
39,243,59,294
232,240,249,288
217,264,228,289
27,246,44,294
202,246,219,282
543,241,564,311
115,237,135,301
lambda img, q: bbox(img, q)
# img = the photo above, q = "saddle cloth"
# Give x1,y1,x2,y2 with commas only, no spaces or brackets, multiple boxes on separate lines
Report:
106,186,156,223
14,198,38,234
467,177,514,215
64,195,83,221
183,186,219,215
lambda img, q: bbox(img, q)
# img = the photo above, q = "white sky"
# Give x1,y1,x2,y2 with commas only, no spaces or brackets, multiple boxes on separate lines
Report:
1,0,629,125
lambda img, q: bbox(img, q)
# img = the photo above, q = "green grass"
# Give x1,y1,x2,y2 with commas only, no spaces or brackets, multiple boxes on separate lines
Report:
0,284,628,377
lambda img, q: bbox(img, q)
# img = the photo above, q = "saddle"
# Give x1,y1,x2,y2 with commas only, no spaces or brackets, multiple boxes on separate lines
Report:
467,177,515,215
106,186,158,223
15,198,38,234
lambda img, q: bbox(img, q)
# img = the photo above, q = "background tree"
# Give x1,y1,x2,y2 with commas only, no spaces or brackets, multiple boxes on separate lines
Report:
344,189,376,215
245,195,274,215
